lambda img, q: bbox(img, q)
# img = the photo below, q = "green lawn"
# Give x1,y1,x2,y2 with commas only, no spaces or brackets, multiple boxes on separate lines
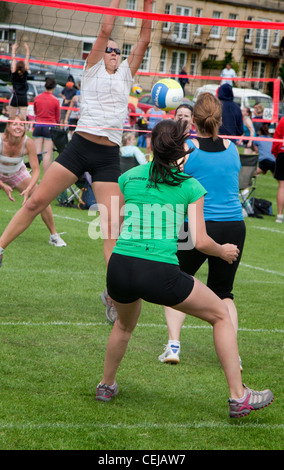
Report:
0,170,283,450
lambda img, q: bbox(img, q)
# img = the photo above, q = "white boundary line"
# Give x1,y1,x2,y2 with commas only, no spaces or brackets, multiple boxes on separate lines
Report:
0,321,283,333
0,421,282,431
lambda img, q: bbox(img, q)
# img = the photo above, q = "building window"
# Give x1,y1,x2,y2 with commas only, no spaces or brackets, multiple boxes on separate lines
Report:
160,48,168,73
124,0,137,27
227,14,238,41
273,28,280,47
170,50,187,75
255,20,270,54
163,3,172,32
210,12,222,38
252,60,266,90
190,53,197,75
173,6,191,43
0,28,16,44
244,16,254,43
138,47,151,72
194,9,202,36
122,43,133,61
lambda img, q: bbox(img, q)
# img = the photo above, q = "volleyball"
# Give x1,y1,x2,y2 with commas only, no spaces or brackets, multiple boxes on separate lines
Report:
151,79,184,111
132,84,143,95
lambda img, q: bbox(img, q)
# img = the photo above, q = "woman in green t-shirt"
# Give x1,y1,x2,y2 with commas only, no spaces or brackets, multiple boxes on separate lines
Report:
96,119,273,419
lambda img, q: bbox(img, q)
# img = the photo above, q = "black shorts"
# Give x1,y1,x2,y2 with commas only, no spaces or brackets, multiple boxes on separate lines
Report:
107,253,195,306
259,159,275,174
274,152,284,181
32,124,55,139
177,220,246,300
55,132,121,182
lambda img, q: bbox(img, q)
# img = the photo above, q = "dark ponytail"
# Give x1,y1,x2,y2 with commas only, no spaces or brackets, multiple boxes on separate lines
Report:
149,119,192,187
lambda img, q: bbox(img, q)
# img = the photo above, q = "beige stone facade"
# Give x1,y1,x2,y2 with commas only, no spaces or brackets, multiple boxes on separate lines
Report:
0,0,283,94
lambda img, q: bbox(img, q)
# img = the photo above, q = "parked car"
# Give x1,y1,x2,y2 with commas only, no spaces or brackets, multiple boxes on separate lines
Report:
194,84,273,118
47,58,84,86
0,79,12,113
137,93,194,116
0,54,53,83
27,80,63,104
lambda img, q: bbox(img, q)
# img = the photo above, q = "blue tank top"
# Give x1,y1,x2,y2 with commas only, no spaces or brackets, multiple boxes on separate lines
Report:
184,137,243,221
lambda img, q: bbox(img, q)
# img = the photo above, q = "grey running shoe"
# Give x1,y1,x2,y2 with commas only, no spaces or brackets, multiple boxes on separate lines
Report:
158,343,180,364
228,385,274,418
100,289,117,323
95,381,119,402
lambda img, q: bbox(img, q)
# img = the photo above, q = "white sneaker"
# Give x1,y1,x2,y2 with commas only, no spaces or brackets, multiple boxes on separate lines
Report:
275,215,283,223
49,233,67,247
158,343,180,364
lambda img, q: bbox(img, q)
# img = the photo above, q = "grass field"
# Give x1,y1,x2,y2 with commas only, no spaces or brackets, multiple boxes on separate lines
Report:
0,169,283,451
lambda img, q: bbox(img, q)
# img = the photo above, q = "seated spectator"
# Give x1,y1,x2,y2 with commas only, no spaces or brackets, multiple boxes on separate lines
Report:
241,106,256,154
120,132,148,169
253,102,265,134
253,123,276,175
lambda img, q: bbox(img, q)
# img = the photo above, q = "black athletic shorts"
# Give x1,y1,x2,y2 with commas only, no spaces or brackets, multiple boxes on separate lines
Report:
55,132,121,182
177,220,246,300
259,158,275,174
274,152,284,181
107,253,195,306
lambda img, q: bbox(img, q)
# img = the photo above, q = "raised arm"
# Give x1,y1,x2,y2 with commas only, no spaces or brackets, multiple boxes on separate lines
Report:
23,42,30,72
86,0,121,70
127,0,153,77
10,43,18,73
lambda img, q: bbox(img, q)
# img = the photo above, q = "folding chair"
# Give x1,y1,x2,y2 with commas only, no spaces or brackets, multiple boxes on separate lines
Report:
239,153,259,216
120,156,140,174
49,127,81,206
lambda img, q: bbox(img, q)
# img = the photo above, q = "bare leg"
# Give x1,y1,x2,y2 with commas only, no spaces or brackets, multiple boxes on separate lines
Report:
92,181,122,266
0,162,78,249
276,180,284,217
173,278,243,399
42,139,54,174
100,299,142,385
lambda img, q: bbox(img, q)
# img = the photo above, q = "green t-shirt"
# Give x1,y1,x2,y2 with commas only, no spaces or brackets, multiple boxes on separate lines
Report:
113,162,206,265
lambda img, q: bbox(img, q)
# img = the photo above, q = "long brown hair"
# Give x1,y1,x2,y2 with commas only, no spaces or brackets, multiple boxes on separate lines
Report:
193,92,222,140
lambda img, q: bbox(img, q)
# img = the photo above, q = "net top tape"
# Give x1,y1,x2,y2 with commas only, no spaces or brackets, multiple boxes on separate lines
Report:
3,0,284,30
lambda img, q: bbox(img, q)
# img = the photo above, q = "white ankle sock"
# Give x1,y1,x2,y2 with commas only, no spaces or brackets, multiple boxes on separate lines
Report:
0,247,4,254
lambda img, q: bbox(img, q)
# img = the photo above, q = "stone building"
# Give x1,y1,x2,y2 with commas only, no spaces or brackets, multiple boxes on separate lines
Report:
0,0,283,94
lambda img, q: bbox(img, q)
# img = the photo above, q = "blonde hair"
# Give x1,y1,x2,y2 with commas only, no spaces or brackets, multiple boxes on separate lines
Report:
193,93,222,140
121,132,133,146
254,103,264,115
5,114,26,140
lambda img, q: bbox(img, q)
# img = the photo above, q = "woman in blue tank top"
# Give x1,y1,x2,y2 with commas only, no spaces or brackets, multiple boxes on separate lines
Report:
159,92,246,371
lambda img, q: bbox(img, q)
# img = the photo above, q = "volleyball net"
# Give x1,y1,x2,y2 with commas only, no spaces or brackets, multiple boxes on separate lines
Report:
1,0,284,143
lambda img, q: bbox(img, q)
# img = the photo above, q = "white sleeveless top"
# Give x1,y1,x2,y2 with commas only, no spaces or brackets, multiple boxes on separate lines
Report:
0,135,27,175
75,59,133,146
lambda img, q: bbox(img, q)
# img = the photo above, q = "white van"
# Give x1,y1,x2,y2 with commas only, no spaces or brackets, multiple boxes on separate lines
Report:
194,84,273,119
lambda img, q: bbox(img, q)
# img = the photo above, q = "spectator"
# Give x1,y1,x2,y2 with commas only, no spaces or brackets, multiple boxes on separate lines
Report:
271,116,284,223
146,105,165,155
64,92,81,138
59,80,77,123
32,77,60,173
218,84,243,141
253,123,275,175
241,106,256,154
120,131,148,172
253,102,265,134
178,66,189,95
220,63,237,86
9,42,29,119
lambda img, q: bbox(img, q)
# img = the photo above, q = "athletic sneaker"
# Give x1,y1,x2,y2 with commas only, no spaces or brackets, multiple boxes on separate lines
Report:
228,385,274,418
275,215,283,223
49,233,67,247
100,289,117,323
0,251,3,268
95,381,119,402
158,343,180,364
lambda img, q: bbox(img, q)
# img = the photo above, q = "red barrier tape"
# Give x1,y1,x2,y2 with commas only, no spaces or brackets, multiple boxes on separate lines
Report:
2,0,284,29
